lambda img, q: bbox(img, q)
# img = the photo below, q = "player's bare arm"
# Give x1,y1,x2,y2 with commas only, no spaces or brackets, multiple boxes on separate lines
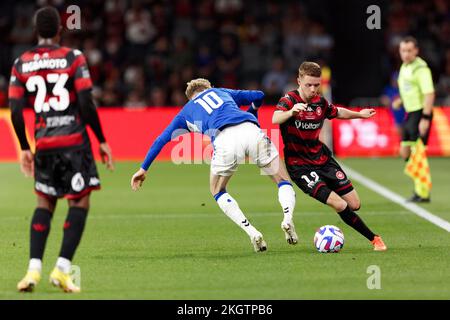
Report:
272,103,307,124
337,107,376,119
78,89,114,171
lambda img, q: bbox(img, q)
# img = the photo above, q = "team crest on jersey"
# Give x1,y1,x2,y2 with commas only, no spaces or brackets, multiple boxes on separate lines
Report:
316,106,322,116
71,173,85,192
336,171,345,180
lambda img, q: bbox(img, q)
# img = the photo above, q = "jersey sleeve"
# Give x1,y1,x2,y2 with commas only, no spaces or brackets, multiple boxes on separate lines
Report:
324,99,338,119
8,60,26,104
72,50,93,93
276,93,295,111
416,67,434,95
221,88,264,107
141,112,188,170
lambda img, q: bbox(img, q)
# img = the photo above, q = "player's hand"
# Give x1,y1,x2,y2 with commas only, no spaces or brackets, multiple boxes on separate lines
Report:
359,108,376,118
419,118,430,137
99,142,114,171
131,168,147,191
291,103,307,116
20,150,34,178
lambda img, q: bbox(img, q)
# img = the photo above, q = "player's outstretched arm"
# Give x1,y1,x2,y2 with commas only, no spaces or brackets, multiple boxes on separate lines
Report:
132,114,187,191
337,107,376,119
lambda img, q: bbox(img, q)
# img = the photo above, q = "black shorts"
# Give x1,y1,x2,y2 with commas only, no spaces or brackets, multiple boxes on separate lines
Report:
402,110,432,145
287,157,353,204
34,147,100,199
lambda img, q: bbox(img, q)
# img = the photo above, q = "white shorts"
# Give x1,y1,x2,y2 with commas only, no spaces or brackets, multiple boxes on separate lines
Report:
211,122,279,176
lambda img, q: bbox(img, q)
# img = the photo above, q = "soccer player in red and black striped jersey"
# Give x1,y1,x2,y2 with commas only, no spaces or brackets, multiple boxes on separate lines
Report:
273,61,387,251
9,6,114,292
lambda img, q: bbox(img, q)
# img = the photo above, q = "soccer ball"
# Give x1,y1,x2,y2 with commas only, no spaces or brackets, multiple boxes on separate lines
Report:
314,225,345,253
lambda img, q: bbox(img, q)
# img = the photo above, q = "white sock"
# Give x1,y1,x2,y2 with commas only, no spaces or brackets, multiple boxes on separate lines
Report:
278,182,296,225
215,192,259,237
56,257,71,274
28,258,42,273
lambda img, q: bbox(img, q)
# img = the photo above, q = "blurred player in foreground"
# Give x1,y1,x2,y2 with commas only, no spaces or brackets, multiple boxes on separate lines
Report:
9,7,114,293
273,62,387,251
131,78,297,252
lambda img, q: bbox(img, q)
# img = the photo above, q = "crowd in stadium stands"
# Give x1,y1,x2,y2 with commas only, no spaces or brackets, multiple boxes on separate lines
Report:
0,0,448,108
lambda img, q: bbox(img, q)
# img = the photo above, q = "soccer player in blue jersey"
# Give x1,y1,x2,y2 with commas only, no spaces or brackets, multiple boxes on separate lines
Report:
131,78,297,252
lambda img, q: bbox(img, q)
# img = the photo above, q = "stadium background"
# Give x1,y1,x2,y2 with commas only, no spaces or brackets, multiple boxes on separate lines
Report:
0,0,449,160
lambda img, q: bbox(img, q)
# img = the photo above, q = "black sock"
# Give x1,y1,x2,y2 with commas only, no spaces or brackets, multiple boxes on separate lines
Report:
30,208,53,259
59,207,88,260
338,206,376,241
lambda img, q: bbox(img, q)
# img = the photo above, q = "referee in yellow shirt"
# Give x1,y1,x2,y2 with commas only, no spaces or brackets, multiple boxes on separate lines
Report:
396,36,435,202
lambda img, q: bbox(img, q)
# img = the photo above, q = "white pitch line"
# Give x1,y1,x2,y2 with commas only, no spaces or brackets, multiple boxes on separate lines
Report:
342,164,450,233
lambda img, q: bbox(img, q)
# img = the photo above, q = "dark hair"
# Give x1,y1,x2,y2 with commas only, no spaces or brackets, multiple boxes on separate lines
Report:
298,61,322,78
400,36,418,48
34,6,61,38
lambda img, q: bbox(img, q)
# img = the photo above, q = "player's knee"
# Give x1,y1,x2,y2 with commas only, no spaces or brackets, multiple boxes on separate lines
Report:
68,194,90,210
400,147,410,160
210,186,222,196
329,198,348,213
212,188,227,199
349,201,361,211
37,196,57,213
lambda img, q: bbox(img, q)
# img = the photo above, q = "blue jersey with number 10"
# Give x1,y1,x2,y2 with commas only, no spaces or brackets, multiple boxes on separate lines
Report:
141,88,264,170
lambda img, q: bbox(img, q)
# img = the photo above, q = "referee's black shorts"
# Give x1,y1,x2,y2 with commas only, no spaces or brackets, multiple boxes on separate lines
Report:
401,109,432,145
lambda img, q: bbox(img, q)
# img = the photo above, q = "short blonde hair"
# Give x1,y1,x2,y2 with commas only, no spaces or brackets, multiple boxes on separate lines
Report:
185,78,212,99
298,62,322,78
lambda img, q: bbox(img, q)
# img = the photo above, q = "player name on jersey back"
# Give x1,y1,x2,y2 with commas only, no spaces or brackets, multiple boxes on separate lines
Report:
21,58,68,73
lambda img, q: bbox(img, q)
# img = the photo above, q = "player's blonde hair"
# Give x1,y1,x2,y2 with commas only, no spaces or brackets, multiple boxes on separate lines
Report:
185,78,212,100
298,62,322,78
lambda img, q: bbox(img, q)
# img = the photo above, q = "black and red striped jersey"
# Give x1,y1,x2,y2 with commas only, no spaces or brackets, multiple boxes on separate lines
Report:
276,90,338,166
8,44,93,152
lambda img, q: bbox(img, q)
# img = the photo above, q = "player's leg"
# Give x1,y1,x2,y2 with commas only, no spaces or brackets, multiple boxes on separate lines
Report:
327,191,386,251
401,110,431,202
17,194,57,292
340,189,361,211
399,111,421,161
49,194,89,293
247,123,297,244
49,148,99,292
210,173,267,252
260,155,298,245
400,144,411,161
210,125,266,252
324,159,386,251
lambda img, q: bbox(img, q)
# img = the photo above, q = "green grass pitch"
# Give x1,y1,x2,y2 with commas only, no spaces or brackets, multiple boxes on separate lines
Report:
0,158,449,299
